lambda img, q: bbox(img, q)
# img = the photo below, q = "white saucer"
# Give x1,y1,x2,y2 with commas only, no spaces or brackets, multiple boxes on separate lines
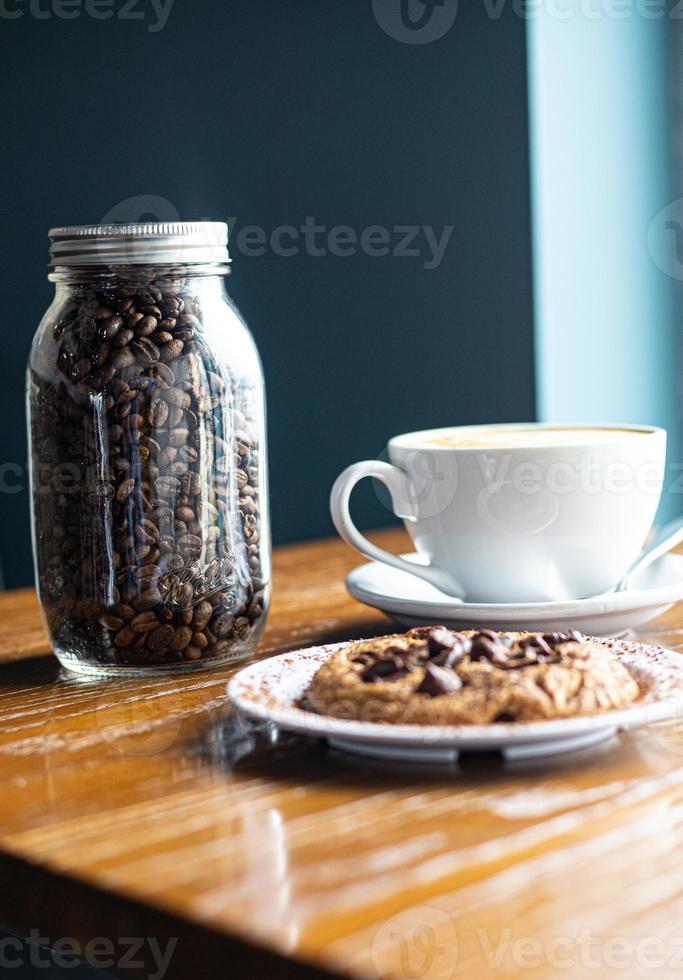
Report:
346,552,683,637
227,637,683,762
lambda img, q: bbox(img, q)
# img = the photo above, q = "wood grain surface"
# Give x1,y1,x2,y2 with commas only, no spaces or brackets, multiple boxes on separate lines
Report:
1,529,683,979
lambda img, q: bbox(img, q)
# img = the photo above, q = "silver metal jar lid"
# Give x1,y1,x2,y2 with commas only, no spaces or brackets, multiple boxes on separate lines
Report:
48,222,230,267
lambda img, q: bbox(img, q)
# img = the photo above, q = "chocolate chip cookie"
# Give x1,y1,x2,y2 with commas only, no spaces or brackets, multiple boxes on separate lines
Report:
306,627,640,724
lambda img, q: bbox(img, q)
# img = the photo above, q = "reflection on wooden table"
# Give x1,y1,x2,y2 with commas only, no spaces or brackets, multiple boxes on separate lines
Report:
0,529,682,979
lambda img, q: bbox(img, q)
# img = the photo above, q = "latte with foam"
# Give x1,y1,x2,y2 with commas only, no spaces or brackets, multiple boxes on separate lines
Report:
417,426,647,450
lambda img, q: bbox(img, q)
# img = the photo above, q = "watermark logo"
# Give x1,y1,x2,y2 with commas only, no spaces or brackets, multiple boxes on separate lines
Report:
373,0,683,35
101,193,180,225
647,197,683,281
371,904,458,978
372,0,458,43
642,685,683,758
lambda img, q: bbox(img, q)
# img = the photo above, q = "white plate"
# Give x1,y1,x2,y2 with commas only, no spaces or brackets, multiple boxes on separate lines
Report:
227,637,683,762
346,552,683,636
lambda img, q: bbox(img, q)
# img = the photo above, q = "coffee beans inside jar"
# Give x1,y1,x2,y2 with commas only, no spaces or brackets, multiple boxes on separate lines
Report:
28,224,270,675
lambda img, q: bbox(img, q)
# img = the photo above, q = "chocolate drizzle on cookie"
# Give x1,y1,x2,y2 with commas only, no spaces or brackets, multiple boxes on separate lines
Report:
360,646,415,682
355,627,585,695
416,663,463,696
508,630,583,668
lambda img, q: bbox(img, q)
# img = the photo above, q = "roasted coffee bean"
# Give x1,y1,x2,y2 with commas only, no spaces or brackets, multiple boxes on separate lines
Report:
130,611,160,632
101,315,124,339
170,625,193,651
156,475,181,497
157,446,176,467
133,589,163,612
160,339,184,362
233,616,250,639
112,348,136,370
162,387,191,409
116,479,135,503
112,327,135,348
166,579,193,607
116,296,134,314
131,337,160,363
183,645,203,661
99,613,124,631
162,297,183,318
177,446,198,464
114,626,136,647
192,600,213,630
148,624,175,652
178,533,202,556
149,398,169,427
167,405,184,426
154,363,175,386
112,603,135,622
168,427,188,447
134,562,161,584
213,612,235,637
137,316,158,337
177,312,198,329
135,519,159,543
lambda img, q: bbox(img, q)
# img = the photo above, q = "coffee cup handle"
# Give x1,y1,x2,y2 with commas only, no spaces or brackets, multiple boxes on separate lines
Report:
330,461,464,598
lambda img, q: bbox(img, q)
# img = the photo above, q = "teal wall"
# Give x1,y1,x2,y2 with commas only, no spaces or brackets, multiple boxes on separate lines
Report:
528,8,680,517
0,1,535,589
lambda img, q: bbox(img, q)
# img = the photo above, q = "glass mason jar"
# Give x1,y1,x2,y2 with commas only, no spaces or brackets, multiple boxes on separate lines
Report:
27,223,270,676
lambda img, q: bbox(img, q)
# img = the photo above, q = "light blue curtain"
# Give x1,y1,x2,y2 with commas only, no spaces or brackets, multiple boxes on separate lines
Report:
527,6,681,519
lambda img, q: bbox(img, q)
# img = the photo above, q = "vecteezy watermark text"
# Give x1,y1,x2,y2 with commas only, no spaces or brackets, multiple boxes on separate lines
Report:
0,0,175,31
372,907,683,976
2,451,674,500
95,198,455,270
0,931,177,978
228,217,454,270
373,0,683,46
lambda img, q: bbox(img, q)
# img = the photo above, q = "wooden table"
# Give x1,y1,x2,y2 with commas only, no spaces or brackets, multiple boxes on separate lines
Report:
2,529,683,980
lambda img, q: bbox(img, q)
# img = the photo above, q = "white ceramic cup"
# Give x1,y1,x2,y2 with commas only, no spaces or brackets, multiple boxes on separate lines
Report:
330,423,667,603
